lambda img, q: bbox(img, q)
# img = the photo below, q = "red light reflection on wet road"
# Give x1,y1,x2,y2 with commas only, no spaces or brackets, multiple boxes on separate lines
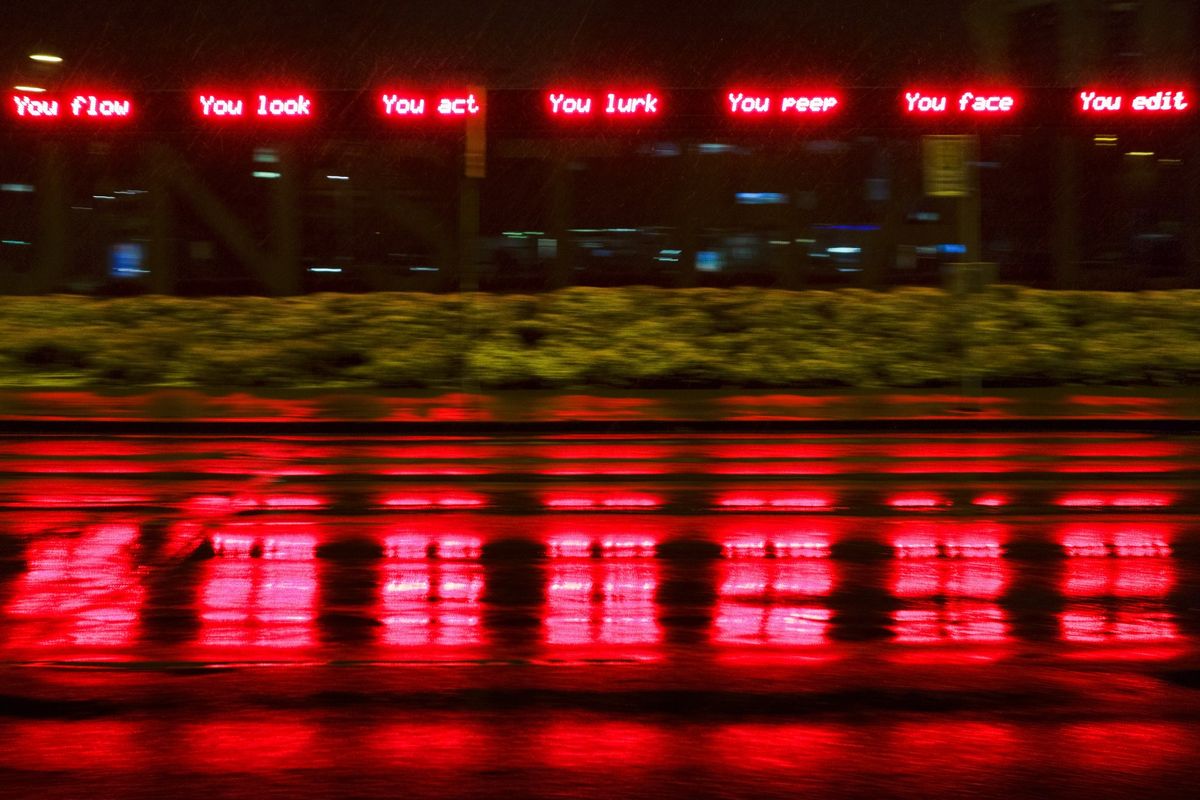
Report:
377,528,484,648
543,490,664,510
542,516,666,558
1056,491,1175,509
1058,523,1176,557
197,524,319,651
889,521,1008,558
716,490,835,510
889,555,1012,647
379,561,484,647
715,518,841,559
380,491,487,509
713,560,835,647
1059,557,1180,652
3,522,143,654
545,561,660,648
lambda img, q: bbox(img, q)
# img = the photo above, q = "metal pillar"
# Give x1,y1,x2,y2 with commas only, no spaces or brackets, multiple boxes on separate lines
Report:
270,145,302,296
457,176,481,291
1052,134,1080,289
146,144,174,294
34,141,68,293
548,152,573,289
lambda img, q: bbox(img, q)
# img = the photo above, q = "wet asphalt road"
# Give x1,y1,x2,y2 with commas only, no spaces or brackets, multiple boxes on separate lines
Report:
1,429,1199,798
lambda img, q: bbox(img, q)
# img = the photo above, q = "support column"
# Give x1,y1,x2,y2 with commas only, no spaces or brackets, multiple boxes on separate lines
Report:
34,141,68,293
960,135,983,266
146,144,174,294
863,141,901,289
270,145,302,296
781,190,807,290
457,176,481,292
1052,134,1080,289
548,152,573,289
1186,136,1200,287
675,146,703,288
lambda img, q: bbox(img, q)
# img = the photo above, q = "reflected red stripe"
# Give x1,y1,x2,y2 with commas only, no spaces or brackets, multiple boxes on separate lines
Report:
887,492,951,509
380,491,487,509
716,491,835,510
1055,491,1175,509
543,491,663,510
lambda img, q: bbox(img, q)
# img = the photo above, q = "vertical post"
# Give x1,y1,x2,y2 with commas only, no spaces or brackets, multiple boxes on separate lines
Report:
548,151,573,289
457,177,481,292
864,140,906,289
782,190,806,290
1052,133,1080,289
676,145,703,288
1184,133,1200,288
271,144,302,295
34,141,68,293
334,175,353,265
146,144,174,294
960,135,982,264
459,87,486,292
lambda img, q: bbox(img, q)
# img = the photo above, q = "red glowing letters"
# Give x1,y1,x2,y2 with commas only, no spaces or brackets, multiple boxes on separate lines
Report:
197,94,244,117
546,91,661,117
10,94,58,118
70,94,132,117
606,92,659,115
9,92,132,119
10,84,1200,130
1078,89,1190,113
725,91,840,116
548,93,593,115
437,93,481,115
903,90,1016,115
377,91,481,118
257,92,312,117
194,92,312,119
381,94,426,116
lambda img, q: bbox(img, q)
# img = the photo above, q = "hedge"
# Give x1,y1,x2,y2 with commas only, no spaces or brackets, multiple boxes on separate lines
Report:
1,287,1198,389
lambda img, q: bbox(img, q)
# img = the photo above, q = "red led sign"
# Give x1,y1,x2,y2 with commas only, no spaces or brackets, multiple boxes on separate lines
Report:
547,92,594,115
257,92,312,117
725,90,840,116
9,92,133,120
380,93,427,116
197,93,245,117
69,94,133,117
903,90,1017,115
193,91,312,119
10,94,59,118
9,84,1200,131
377,91,482,118
1078,89,1190,113
545,90,661,117
436,93,481,116
606,91,659,115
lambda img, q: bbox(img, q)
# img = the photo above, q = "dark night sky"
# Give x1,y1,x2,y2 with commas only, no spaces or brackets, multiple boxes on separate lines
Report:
4,0,981,90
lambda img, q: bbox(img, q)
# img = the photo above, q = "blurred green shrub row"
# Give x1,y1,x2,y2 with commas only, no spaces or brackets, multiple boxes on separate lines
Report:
2,287,1197,388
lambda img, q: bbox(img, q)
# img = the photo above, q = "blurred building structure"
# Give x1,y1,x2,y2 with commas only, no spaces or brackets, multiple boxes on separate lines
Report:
0,0,1197,294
